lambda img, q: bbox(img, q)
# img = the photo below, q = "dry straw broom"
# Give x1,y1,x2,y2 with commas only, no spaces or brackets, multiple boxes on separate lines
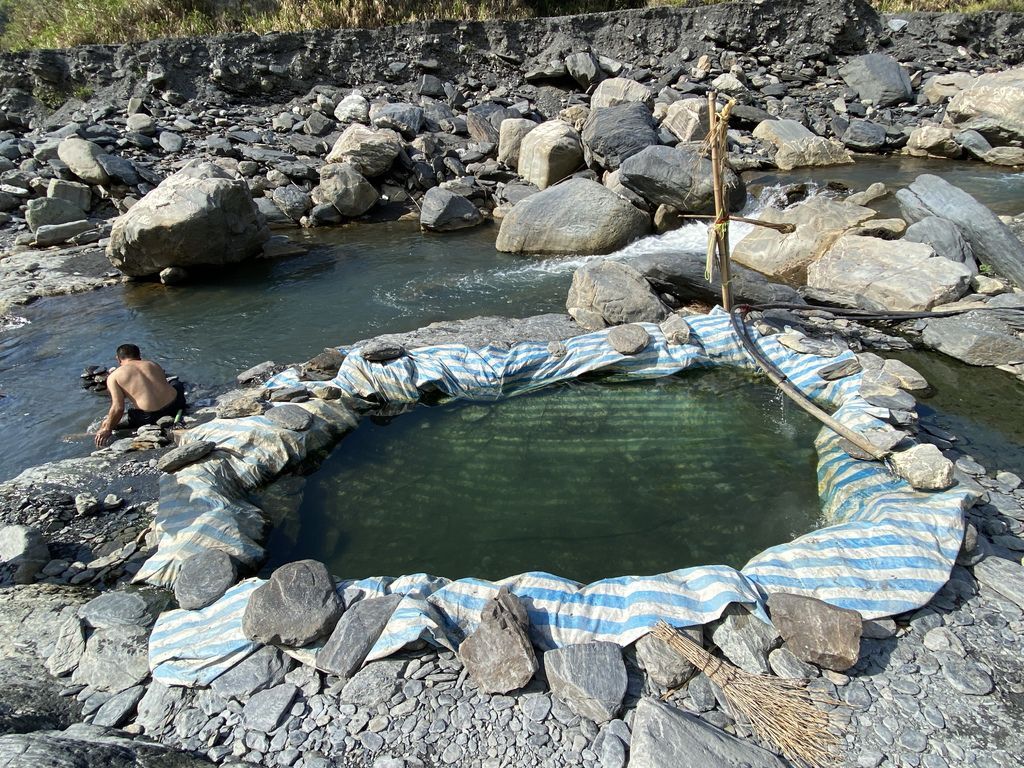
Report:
652,620,845,768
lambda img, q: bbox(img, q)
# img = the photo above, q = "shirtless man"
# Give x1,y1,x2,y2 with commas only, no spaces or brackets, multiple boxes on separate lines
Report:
94,344,186,447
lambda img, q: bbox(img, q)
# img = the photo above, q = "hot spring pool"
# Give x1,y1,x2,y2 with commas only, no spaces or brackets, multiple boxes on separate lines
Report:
263,369,824,584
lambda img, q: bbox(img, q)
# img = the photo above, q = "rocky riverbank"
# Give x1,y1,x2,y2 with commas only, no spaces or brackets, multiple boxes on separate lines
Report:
2,1,1024,766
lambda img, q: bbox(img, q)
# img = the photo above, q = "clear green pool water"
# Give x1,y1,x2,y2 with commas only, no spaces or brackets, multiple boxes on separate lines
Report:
263,370,825,583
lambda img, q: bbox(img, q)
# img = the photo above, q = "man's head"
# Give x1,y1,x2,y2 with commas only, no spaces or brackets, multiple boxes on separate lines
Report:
116,343,141,362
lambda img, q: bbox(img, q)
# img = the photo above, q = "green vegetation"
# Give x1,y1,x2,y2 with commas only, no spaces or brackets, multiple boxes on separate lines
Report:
0,0,1021,51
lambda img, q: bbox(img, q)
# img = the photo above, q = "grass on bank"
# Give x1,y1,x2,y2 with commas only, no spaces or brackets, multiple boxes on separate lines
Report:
0,0,1022,51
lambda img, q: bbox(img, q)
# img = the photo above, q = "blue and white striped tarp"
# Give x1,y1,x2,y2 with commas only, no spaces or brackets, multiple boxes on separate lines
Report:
146,309,970,687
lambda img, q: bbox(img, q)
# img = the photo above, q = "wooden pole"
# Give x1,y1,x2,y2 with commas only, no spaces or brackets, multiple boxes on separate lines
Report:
707,91,732,311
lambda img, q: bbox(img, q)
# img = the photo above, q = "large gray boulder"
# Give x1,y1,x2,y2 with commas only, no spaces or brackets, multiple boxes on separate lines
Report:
627,698,788,768
922,311,1024,366
662,99,710,143
896,174,1024,287
767,593,863,672
945,66,1024,143
496,178,650,255
497,118,538,167
25,198,86,233
839,53,913,107
591,77,653,109
370,102,423,138
754,119,853,171
467,102,519,144
107,162,268,277
0,723,214,767
581,103,660,171
315,594,402,679
71,625,150,693
56,137,110,185
619,145,745,214
209,646,294,700
313,163,378,217
517,121,584,190
732,196,874,284
629,249,805,307
325,124,402,177
458,588,538,694
544,642,627,723
565,259,669,331
904,216,976,272
806,235,972,311
242,559,342,647
419,188,483,231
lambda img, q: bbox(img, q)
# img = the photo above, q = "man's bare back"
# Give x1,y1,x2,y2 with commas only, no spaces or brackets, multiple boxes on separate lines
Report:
109,360,177,412
95,344,185,447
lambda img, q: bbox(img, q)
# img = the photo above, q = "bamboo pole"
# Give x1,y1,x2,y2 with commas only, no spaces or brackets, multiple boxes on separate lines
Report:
707,91,732,311
681,213,795,234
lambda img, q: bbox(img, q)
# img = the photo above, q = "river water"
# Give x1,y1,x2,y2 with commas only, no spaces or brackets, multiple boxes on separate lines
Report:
0,160,1022,484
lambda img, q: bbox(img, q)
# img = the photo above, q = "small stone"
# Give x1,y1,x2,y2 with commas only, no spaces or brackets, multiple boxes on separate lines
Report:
79,591,152,629
659,314,691,346
265,404,314,432
942,659,993,695
636,628,701,687
237,361,278,384
210,646,295,700
890,444,955,491
243,683,299,731
360,341,406,363
156,441,216,473
47,616,86,676
91,684,146,727
340,660,405,707
607,324,650,355
767,647,819,679
74,494,101,517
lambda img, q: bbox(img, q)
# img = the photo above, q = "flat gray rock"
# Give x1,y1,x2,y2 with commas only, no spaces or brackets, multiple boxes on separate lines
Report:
242,559,342,647
242,683,298,731
973,555,1024,610
627,697,788,768
79,591,153,629
174,549,237,610
897,175,1024,288
156,441,216,473
419,187,483,232
209,645,294,700
0,723,213,767
316,594,403,679
90,685,146,727
340,660,406,706
265,404,313,432
0,524,50,585
135,681,188,735
46,616,86,677
72,625,150,693
922,311,1024,367
544,641,627,723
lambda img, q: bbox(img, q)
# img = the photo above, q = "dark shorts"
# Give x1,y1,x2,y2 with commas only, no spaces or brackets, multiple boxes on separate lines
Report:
127,381,187,428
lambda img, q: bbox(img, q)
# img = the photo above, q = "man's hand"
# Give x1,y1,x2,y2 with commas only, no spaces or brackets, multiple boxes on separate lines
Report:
94,427,112,448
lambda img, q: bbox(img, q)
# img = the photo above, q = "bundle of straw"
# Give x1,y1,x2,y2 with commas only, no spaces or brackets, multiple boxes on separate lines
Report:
652,620,843,768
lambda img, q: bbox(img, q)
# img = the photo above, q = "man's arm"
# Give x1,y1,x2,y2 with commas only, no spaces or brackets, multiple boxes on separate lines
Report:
95,373,126,448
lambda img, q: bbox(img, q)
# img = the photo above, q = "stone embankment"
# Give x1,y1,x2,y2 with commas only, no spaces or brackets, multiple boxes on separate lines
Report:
2,1,1024,766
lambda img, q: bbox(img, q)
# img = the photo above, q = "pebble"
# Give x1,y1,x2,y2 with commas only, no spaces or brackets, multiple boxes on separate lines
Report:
942,660,994,695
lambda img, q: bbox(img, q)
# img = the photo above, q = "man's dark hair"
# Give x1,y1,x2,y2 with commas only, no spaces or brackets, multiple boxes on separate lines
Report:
116,344,141,361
